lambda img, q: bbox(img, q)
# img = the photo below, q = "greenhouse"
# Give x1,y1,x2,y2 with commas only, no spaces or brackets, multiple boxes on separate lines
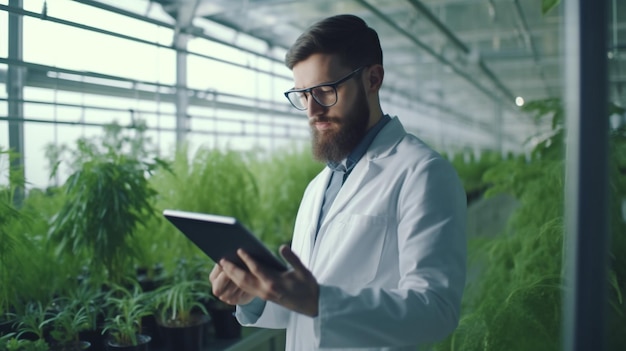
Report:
0,0,624,350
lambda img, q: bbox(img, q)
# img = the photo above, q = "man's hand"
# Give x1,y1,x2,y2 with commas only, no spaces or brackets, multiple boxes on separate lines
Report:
210,263,256,306
218,244,320,317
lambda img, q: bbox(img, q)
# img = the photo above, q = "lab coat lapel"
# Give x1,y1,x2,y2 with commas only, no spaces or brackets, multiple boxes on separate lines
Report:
319,159,376,229
299,168,331,267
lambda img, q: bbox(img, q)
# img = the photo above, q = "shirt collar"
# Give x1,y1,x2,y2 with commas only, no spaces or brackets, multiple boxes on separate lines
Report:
327,114,391,172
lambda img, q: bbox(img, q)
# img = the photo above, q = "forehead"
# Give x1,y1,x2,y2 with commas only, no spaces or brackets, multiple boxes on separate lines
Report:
291,53,350,89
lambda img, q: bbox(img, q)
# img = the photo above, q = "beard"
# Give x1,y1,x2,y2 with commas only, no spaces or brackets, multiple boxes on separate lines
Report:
310,86,370,163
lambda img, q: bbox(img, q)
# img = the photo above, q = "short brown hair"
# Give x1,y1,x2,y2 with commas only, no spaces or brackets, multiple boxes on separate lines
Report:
285,14,383,70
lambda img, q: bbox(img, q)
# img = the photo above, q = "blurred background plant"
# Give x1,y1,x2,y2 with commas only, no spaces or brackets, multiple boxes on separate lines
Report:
430,98,626,351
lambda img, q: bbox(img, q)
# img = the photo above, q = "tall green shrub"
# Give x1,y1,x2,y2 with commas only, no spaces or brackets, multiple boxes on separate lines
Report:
432,99,626,351
136,144,261,272
47,122,164,286
0,149,22,320
248,145,323,251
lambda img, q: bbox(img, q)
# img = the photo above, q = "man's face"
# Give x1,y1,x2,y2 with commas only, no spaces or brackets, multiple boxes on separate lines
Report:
292,54,370,163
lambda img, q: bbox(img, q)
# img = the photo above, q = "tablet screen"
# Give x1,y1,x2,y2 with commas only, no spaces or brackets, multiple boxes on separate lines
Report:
163,209,287,272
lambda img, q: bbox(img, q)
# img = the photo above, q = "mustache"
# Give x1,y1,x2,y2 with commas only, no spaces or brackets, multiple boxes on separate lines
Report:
309,116,340,124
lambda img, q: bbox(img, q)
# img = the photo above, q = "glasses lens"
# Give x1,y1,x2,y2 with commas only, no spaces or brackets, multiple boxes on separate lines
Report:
286,91,307,110
311,86,337,107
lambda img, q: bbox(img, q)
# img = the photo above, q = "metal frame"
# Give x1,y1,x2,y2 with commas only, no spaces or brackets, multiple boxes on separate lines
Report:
6,0,24,205
563,0,610,350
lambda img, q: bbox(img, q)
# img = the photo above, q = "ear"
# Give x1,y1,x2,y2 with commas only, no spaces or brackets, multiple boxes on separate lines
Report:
365,64,384,92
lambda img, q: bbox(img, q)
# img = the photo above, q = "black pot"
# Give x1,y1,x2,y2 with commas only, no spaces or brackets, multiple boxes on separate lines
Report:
0,315,16,336
140,315,162,346
105,334,151,351
79,328,106,351
48,340,91,351
207,301,242,340
157,315,209,351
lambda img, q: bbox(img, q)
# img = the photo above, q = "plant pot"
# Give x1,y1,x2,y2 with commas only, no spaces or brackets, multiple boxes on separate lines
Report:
105,334,151,351
157,315,209,351
0,315,16,336
79,328,106,351
140,315,162,347
206,301,241,340
49,340,91,351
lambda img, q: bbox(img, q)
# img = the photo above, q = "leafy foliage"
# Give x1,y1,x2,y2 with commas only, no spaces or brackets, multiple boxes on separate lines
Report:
47,122,166,286
150,257,212,327
101,285,151,347
432,98,626,351
248,145,323,250
11,301,50,342
443,150,507,205
0,149,23,317
542,0,561,14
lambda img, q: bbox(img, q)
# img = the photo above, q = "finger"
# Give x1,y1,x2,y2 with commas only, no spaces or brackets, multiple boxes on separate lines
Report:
279,245,307,272
237,249,273,280
211,270,233,297
220,258,251,283
209,264,223,282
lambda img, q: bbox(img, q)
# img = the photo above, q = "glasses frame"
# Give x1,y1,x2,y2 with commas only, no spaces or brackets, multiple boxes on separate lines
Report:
284,66,366,111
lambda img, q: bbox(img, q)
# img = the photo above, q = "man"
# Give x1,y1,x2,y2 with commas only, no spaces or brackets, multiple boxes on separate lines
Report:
209,14,467,351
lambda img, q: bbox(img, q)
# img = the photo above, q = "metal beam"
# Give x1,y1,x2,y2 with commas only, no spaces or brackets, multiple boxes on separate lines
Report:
6,0,24,205
404,0,517,102
512,0,553,97
174,30,189,146
563,0,610,350
356,0,516,109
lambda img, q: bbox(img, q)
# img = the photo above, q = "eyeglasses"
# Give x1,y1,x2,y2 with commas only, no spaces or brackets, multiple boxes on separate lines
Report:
284,66,365,111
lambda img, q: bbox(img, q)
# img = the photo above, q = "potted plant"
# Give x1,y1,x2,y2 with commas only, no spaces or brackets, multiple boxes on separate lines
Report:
10,301,51,348
46,297,91,351
101,285,151,351
47,122,165,287
0,332,49,351
151,258,212,351
66,283,106,351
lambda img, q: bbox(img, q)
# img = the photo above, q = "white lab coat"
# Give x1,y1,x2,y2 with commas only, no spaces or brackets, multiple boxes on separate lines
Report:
237,117,467,351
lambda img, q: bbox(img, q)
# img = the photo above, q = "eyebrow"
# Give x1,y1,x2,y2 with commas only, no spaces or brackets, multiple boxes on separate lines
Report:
292,79,331,91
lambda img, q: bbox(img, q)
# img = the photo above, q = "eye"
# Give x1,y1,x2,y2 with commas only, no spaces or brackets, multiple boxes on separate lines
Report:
313,86,334,95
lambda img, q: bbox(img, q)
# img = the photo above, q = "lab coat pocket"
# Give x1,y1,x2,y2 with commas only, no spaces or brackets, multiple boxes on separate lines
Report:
318,214,388,289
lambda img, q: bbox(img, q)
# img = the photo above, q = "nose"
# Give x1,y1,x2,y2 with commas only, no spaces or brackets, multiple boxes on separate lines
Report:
306,95,325,118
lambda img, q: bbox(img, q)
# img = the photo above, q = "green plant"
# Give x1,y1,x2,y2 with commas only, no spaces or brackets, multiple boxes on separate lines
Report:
139,144,261,272
47,122,165,286
0,333,15,351
443,149,506,205
11,301,50,343
0,149,23,320
0,334,49,351
45,295,95,349
151,257,213,327
101,285,151,347
0,163,72,308
248,145,322,251
431,98,626,351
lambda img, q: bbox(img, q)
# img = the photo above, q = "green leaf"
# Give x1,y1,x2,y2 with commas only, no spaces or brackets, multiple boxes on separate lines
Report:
542,0,560,15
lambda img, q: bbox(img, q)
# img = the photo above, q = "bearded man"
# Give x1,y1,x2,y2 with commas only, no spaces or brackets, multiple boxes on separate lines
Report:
210,14,467,351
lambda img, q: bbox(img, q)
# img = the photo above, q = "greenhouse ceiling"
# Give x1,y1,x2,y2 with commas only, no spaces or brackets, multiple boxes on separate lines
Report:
144,0,626,152
4,0,625,154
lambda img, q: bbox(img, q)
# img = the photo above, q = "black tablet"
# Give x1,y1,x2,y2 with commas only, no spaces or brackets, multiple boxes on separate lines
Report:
163,209,288,272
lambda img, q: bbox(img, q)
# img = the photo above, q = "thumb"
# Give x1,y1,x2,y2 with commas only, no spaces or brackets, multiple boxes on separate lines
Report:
279,244,307,272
